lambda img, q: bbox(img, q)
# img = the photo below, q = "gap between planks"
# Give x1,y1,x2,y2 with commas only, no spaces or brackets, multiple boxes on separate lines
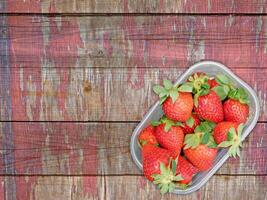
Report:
1,67,267,70
2,13,267,17
0,121,267,123
0,174,266,177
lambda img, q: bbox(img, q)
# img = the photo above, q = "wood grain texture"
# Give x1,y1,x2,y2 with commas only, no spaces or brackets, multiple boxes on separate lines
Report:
0,67,265,121
0,175,266,200
3,0,267,14
0,122,266,175
5,15,267,70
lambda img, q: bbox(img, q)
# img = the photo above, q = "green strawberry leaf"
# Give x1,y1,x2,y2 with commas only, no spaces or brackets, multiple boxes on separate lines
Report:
153,79,180,105
207,136,218,148
173,174,183,181
216,74,230,85
178,82,193,93
194,93,199,107
152,162,180,194
202,83,210,89
186,116,194,128
171,160,177,175
160,96,168,104
151,120,161,126
201,132,210,144
223,84,230,94
170,89,178,103
212,85,228,100
163,79,173,90
228,88,249,105
218,141,233,148
164,123,172,132
184,134,200,149
159,90,169,98
175,121,184,127
195,121,216,133
227,127,236,141
198,88,210,96
153,85,165,95
237,124,244,138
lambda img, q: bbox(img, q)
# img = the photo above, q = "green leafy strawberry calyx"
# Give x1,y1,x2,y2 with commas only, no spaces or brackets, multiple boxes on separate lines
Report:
184,121,217,149
228,88,249,105
218,124,244,158
152,161,183,194
194,121,216,133
153,79,193,104
212,74,233,101
187,73,210,107
151,116,184,132
185,116,195,128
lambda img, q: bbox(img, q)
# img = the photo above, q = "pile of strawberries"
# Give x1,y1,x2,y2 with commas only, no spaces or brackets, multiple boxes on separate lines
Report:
138,72,249,194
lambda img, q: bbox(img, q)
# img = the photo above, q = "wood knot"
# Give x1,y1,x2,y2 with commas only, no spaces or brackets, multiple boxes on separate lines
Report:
83,81,92,93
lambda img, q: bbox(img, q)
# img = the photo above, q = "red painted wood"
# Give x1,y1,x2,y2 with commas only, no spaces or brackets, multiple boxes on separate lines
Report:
0,122,266,176
3,16,267,70
3,0,267,13
0,177,4,200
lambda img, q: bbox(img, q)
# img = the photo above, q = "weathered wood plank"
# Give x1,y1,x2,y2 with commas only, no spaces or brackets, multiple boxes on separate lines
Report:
5,15,267,70
0,3,17,199
0,122,266,175
3,0,267,14
1,175,267,200
1,67,265,121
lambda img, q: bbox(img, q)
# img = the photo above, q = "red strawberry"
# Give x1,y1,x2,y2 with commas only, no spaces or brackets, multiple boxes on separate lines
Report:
194,91,224,123
183,129,218,171
162,92,194,122
216,123,245,157
153,80,193,122
138,125,158,147
182,114,201,134
213,121,239,145
176,156,199,184
223,99,249,123
142,145,183,194
154,119,184,158
208,79,219,88
184,144,217,171
142,145,171,181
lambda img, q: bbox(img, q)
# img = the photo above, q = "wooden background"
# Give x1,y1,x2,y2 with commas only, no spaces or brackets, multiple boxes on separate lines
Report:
0,0,267,199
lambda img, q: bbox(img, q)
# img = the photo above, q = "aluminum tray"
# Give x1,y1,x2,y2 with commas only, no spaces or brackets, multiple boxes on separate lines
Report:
130,61,260,194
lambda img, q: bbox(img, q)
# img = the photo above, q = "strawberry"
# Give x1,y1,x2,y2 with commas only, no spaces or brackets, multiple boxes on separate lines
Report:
138,125,158,147
153,80,193,122
182,114,201,134
162,93,194,122
142,145,171,181
223,99,249,123
183,121,218,171
213,121,239,145
176,156,199,185
142,145,183,194
216,123,245,157
208,79,219,88
187,73,224,123
194,91,224,123
153,117,184,158
184,144,217,171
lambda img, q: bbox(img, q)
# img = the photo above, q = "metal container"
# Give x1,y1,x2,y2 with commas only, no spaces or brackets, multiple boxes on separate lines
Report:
130,61,260,194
